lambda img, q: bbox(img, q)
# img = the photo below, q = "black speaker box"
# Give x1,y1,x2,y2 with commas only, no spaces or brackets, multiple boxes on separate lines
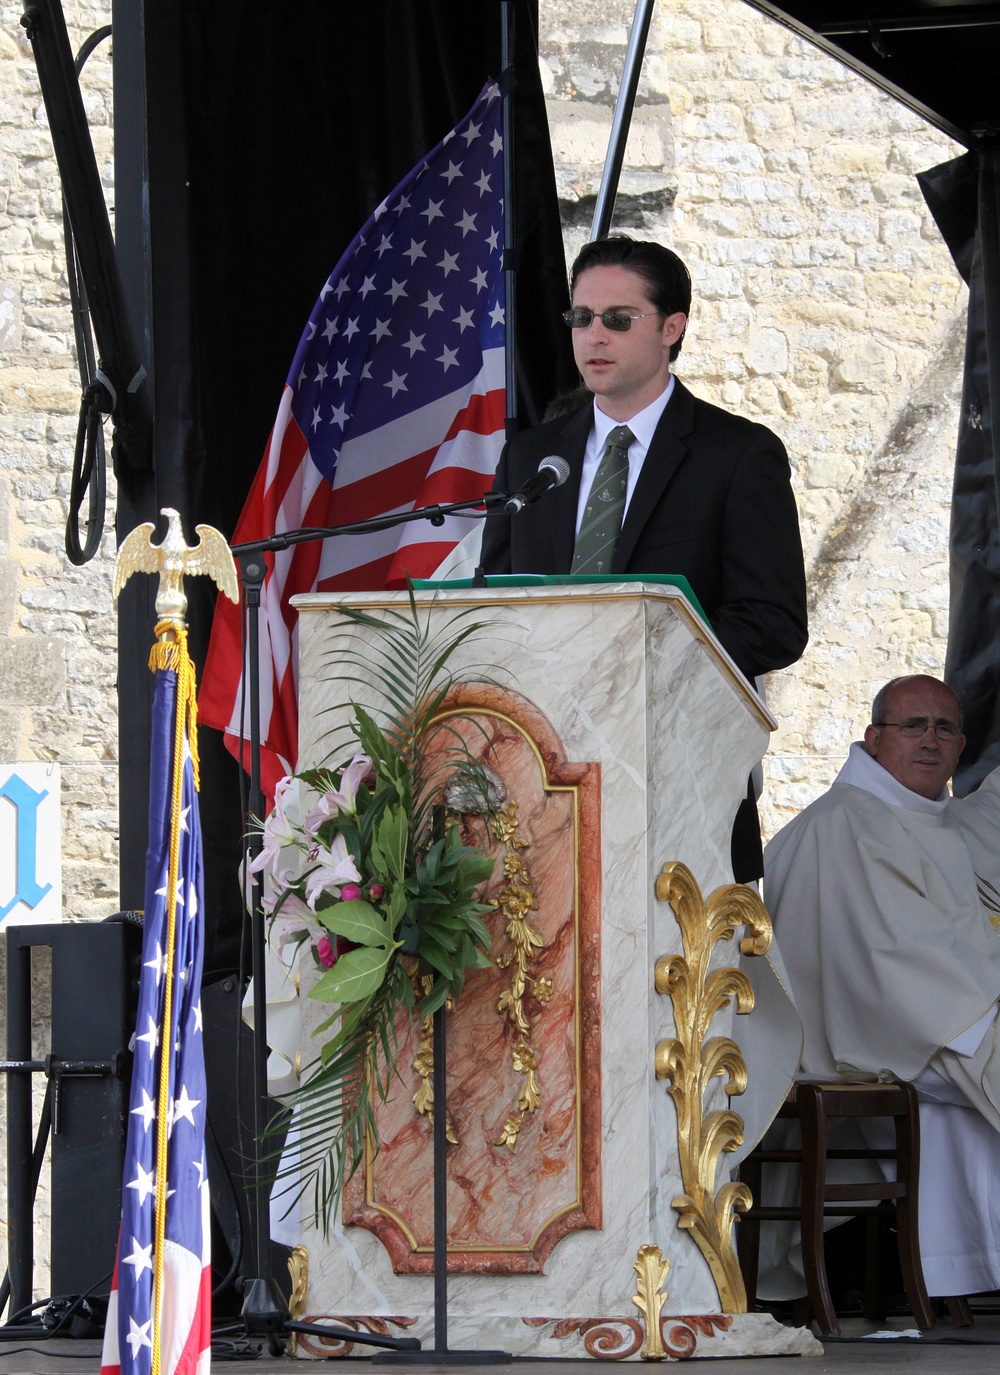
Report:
5,917,142,1304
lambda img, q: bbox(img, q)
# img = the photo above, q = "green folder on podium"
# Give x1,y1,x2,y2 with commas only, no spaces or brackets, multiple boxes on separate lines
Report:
412,572,711,629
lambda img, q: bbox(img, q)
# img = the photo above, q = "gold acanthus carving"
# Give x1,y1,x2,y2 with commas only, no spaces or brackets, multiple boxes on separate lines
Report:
653,861,773,1315
630,1243,671,1360
286,1244,309,1355
410,970,457,1144
491,800,553,1151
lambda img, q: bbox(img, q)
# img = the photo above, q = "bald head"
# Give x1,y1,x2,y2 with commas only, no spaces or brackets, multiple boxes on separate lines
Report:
864,675,965,799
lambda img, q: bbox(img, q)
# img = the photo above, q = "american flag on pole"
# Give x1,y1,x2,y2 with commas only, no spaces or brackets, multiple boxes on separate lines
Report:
101,642,211,1375
200,81,506,799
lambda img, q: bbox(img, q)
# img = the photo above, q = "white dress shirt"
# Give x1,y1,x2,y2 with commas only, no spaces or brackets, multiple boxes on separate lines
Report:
574,376,675,537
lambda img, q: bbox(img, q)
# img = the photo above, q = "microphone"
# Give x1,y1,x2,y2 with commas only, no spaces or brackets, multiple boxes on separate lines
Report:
504,456,571,514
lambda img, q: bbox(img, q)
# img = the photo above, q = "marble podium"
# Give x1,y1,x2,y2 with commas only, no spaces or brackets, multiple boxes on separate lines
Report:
287,582,817,1361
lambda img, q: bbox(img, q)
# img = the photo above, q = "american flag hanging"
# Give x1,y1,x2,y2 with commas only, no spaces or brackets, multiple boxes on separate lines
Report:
101,645,211,1375
200,81,506,799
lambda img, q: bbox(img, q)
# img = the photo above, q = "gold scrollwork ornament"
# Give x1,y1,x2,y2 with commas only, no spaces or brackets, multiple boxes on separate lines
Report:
630,1243,671,1360
410,970,458,1143
653,861,773,1314
286,1244,309,1354
491,800,552,1151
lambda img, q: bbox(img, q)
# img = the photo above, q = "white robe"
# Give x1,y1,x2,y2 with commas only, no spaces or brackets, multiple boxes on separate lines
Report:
755,744,1000,1298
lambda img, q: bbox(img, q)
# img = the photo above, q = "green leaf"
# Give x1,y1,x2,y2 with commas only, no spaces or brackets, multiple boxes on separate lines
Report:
308,945,395,1005
351,704,398,771
316,899,392,948
458,853,499,886
417,977,450,1017
319,812,362,859
384,883,407,931
417,933,455,978
423,841,442,885
373,805,408,881
316,998,370,1062
463,912,493,949
419,911,470,932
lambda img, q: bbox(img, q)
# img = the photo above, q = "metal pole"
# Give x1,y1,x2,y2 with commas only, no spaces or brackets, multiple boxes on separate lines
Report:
501,0,518,440
238,554,290,1349
5,929,33,1319
590,0,656,241
432,1005,449,1352
244,571,271,1282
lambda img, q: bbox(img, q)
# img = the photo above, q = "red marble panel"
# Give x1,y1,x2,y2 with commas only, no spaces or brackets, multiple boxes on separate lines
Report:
342,683,602,1273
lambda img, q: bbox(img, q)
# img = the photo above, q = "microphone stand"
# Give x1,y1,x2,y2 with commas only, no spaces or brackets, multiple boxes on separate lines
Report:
235,493,514,1360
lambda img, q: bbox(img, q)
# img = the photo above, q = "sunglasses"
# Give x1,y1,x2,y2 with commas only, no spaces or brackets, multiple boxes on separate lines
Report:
562,307,663,332
873,719,963,740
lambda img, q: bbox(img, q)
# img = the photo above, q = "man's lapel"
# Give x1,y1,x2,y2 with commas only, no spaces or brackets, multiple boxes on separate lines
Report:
547,405,591,572
613,379,695,572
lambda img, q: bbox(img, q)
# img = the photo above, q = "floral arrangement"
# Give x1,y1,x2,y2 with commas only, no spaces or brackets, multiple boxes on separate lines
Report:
249,595,499,1229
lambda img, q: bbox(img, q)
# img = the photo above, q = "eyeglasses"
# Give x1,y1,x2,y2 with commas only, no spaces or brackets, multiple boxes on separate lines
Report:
873,719,963,740
562,307,663,332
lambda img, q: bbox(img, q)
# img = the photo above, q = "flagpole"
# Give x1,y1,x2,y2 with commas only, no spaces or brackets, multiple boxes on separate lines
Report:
148,620,188,1375
235,549,291,1346
501,0,517,441
590,0,655,240
232,548,277,1289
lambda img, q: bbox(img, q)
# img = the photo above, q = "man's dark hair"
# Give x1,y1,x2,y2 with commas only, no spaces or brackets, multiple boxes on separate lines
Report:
570,235,692,361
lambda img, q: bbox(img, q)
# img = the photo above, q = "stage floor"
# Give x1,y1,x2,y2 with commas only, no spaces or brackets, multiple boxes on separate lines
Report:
1,1313,999,1375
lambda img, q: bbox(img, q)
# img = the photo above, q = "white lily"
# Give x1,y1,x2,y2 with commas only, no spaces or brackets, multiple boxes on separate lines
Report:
303,832,363,911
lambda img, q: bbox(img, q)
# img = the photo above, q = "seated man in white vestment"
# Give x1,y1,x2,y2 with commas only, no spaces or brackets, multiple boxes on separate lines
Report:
759,674,1000,1300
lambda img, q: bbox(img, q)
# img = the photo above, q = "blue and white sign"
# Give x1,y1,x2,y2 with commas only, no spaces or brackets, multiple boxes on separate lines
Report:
0,763,61,926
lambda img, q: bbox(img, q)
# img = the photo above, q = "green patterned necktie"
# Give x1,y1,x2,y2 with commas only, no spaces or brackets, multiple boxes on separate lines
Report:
571,424,635,574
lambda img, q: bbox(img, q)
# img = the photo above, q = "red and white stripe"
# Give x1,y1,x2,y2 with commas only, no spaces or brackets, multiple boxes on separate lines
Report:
100,1184,212,1375
200,347,504,799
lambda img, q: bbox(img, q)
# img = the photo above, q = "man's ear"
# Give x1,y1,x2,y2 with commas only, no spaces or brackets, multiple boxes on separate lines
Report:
663,312,687,347
863,724,880,757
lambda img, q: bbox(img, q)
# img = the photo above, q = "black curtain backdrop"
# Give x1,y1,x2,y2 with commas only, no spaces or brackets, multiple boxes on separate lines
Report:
920,151,1000,795
114,1,576,976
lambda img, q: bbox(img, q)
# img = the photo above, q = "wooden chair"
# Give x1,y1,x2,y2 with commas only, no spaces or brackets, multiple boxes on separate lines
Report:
737,1079,935,1336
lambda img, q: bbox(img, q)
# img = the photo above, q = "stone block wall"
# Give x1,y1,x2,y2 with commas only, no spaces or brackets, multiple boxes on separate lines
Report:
0,0,118,919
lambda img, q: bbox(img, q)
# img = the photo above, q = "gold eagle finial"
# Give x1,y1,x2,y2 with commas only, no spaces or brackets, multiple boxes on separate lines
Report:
113,507,239,624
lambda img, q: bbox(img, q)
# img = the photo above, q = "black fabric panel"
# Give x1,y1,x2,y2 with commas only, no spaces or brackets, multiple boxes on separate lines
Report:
920,152,1000,794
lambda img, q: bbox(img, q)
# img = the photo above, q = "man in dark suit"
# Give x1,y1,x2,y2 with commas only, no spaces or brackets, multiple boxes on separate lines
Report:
480,235,808,879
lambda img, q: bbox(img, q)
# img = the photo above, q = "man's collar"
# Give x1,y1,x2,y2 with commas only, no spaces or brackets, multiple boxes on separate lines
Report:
836,741,951,814
591,375,675,450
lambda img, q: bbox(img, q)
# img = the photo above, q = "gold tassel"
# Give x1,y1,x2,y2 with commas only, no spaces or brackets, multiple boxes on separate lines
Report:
148,623,200,791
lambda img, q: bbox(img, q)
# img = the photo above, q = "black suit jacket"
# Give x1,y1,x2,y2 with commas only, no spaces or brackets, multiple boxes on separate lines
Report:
480,379,808,684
